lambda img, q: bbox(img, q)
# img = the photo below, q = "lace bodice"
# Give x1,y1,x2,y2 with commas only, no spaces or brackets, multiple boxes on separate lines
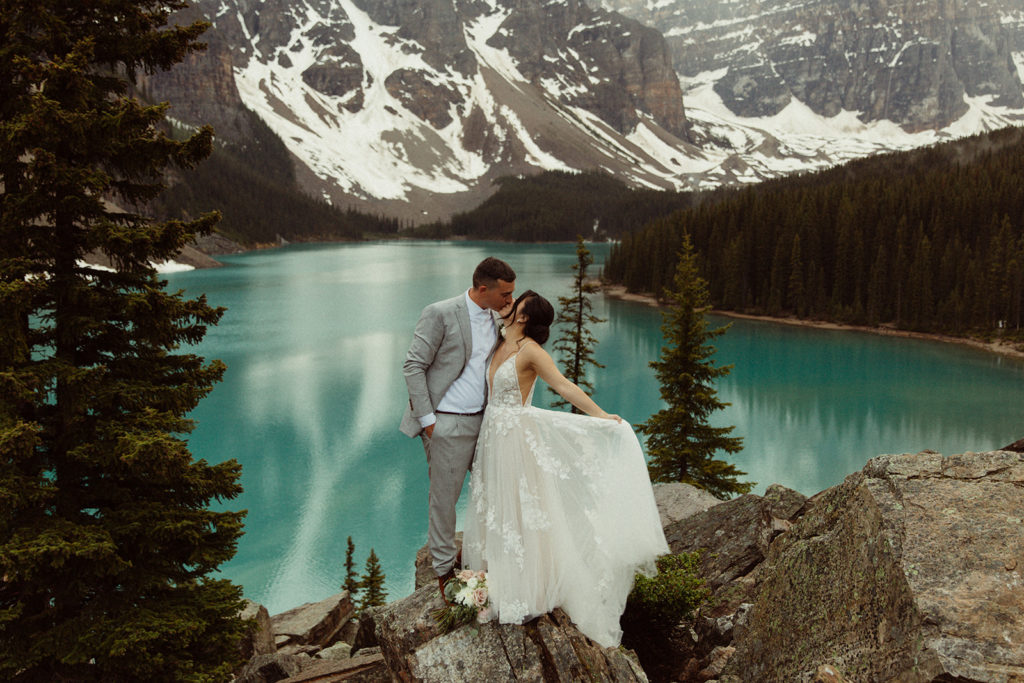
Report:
488,352,534,408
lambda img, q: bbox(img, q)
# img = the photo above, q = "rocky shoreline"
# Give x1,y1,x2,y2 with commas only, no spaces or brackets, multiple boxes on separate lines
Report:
232,449,1024,682
602,284,1024,362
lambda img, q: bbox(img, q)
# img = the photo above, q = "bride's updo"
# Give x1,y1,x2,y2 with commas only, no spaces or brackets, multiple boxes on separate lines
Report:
509,290,555,345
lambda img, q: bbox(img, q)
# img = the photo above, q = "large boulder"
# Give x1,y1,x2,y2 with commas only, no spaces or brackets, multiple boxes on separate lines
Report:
239,600,277,661
1002,437,1024,453
271,591,356,650
375,583,649,682
236,652,312,683
721,451,1024,681
651,482,721,528
279,652,391,683
664,483,808,617
627,484,807,681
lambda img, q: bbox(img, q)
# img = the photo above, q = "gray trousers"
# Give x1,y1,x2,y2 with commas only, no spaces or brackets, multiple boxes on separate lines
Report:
423,412,483,577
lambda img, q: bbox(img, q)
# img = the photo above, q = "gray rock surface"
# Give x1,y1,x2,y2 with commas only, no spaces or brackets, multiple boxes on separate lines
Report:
236,652,312,683
626,485,806,681
602,0,1024,130
317,642,352,660
651,481,721,528
279,652,390,683
375,583,649,682
664,484,807,617
351,608,380,654
720,451,1024,682
271,591,356,650
239,600,277,661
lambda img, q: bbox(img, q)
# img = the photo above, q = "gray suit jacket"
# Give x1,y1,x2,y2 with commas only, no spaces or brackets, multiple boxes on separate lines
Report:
400,293,498,437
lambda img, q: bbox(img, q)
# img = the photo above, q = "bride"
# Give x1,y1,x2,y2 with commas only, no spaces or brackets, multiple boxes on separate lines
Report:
462,290,668,647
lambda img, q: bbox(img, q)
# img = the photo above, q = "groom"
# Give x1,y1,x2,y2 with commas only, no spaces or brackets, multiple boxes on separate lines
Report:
400,257,516,599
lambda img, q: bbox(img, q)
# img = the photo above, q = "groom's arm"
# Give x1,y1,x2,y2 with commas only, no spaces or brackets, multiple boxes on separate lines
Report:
404,303,445,429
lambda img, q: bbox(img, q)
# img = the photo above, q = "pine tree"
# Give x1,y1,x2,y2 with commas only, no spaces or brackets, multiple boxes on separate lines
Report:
0,1,246,679
343,536,360,596
639,235,753,499
550,236,606,412
358,549,388,611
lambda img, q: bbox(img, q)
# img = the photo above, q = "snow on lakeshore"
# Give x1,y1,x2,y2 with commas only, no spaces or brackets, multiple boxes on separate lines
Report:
153,260,196,274
78,260,195,274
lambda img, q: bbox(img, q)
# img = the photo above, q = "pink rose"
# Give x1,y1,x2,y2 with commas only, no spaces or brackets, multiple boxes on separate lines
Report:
472,587,488,607
475,570,486,581
476,607,493,624
457,569,475,582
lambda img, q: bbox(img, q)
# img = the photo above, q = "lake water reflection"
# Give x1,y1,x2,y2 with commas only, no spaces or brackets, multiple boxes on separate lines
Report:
166,241,1024,613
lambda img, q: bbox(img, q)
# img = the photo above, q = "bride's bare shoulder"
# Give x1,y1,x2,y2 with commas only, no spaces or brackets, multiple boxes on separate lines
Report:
520,339,553,363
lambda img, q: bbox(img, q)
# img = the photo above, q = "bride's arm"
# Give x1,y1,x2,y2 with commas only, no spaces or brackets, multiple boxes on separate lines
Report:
522,344,621,421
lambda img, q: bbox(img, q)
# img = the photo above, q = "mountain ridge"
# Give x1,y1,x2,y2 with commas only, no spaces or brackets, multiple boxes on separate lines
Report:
144,0,1024,223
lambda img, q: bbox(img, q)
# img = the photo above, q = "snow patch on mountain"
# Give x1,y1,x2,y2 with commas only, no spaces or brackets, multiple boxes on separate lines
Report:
681,69,1024,189
1012,51,1024,83
200,0,1024,218
231,0,496,201
464,7,519,81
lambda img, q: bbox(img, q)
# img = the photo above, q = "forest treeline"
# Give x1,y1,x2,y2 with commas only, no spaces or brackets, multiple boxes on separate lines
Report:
604,126,1024,338
150,109,400,244
415,170,693,241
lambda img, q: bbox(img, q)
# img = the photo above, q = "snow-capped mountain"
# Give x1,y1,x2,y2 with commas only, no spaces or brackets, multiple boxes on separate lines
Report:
147,0,1024,222
600,0,1024,129
597,0,1024,188
152,0,708,221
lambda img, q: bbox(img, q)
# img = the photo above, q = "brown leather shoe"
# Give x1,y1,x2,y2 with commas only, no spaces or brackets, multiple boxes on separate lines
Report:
437,570,455,605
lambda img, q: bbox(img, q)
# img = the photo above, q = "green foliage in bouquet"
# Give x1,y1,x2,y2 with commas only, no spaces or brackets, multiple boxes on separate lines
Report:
627,552,709,625
431,570,491,634
432,597,480,635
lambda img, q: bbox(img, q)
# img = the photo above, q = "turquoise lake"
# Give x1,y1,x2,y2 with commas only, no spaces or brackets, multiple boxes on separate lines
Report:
165,241,1024,613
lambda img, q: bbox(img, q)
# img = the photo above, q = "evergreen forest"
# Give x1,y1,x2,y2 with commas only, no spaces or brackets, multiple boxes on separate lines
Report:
604,126,1024,340
416,170,693,241
149,109,401,245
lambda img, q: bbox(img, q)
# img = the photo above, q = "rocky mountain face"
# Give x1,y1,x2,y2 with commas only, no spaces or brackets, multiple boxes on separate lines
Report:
139,5,253,142
144,0,1024,222
145,0,696,222
599,0,1024,131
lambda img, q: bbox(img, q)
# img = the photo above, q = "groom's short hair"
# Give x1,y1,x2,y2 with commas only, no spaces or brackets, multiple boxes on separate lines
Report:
473,257,515,287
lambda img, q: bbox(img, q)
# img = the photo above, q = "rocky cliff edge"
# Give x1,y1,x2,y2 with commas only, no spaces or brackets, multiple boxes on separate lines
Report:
233,450,1023,682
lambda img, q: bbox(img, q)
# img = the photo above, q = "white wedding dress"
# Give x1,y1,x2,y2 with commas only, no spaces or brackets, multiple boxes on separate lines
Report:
463,350,669,647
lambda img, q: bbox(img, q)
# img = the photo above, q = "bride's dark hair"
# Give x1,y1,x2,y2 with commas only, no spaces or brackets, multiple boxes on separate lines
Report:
508,290,554,345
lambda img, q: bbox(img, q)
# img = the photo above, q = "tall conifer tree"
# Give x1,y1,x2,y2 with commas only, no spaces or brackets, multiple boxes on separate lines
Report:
639,235,753,499
358,549,388,612
0,1,245,679
550,236,605,412
343,535,360,596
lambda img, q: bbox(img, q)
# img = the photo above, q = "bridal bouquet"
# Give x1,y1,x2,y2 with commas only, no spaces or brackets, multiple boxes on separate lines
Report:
432,569,492,633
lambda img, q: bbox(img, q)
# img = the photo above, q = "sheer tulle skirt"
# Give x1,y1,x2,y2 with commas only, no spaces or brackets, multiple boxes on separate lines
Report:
463,404,668,647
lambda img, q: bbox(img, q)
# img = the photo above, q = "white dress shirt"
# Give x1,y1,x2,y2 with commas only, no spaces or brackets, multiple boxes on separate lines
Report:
419,291,497,428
